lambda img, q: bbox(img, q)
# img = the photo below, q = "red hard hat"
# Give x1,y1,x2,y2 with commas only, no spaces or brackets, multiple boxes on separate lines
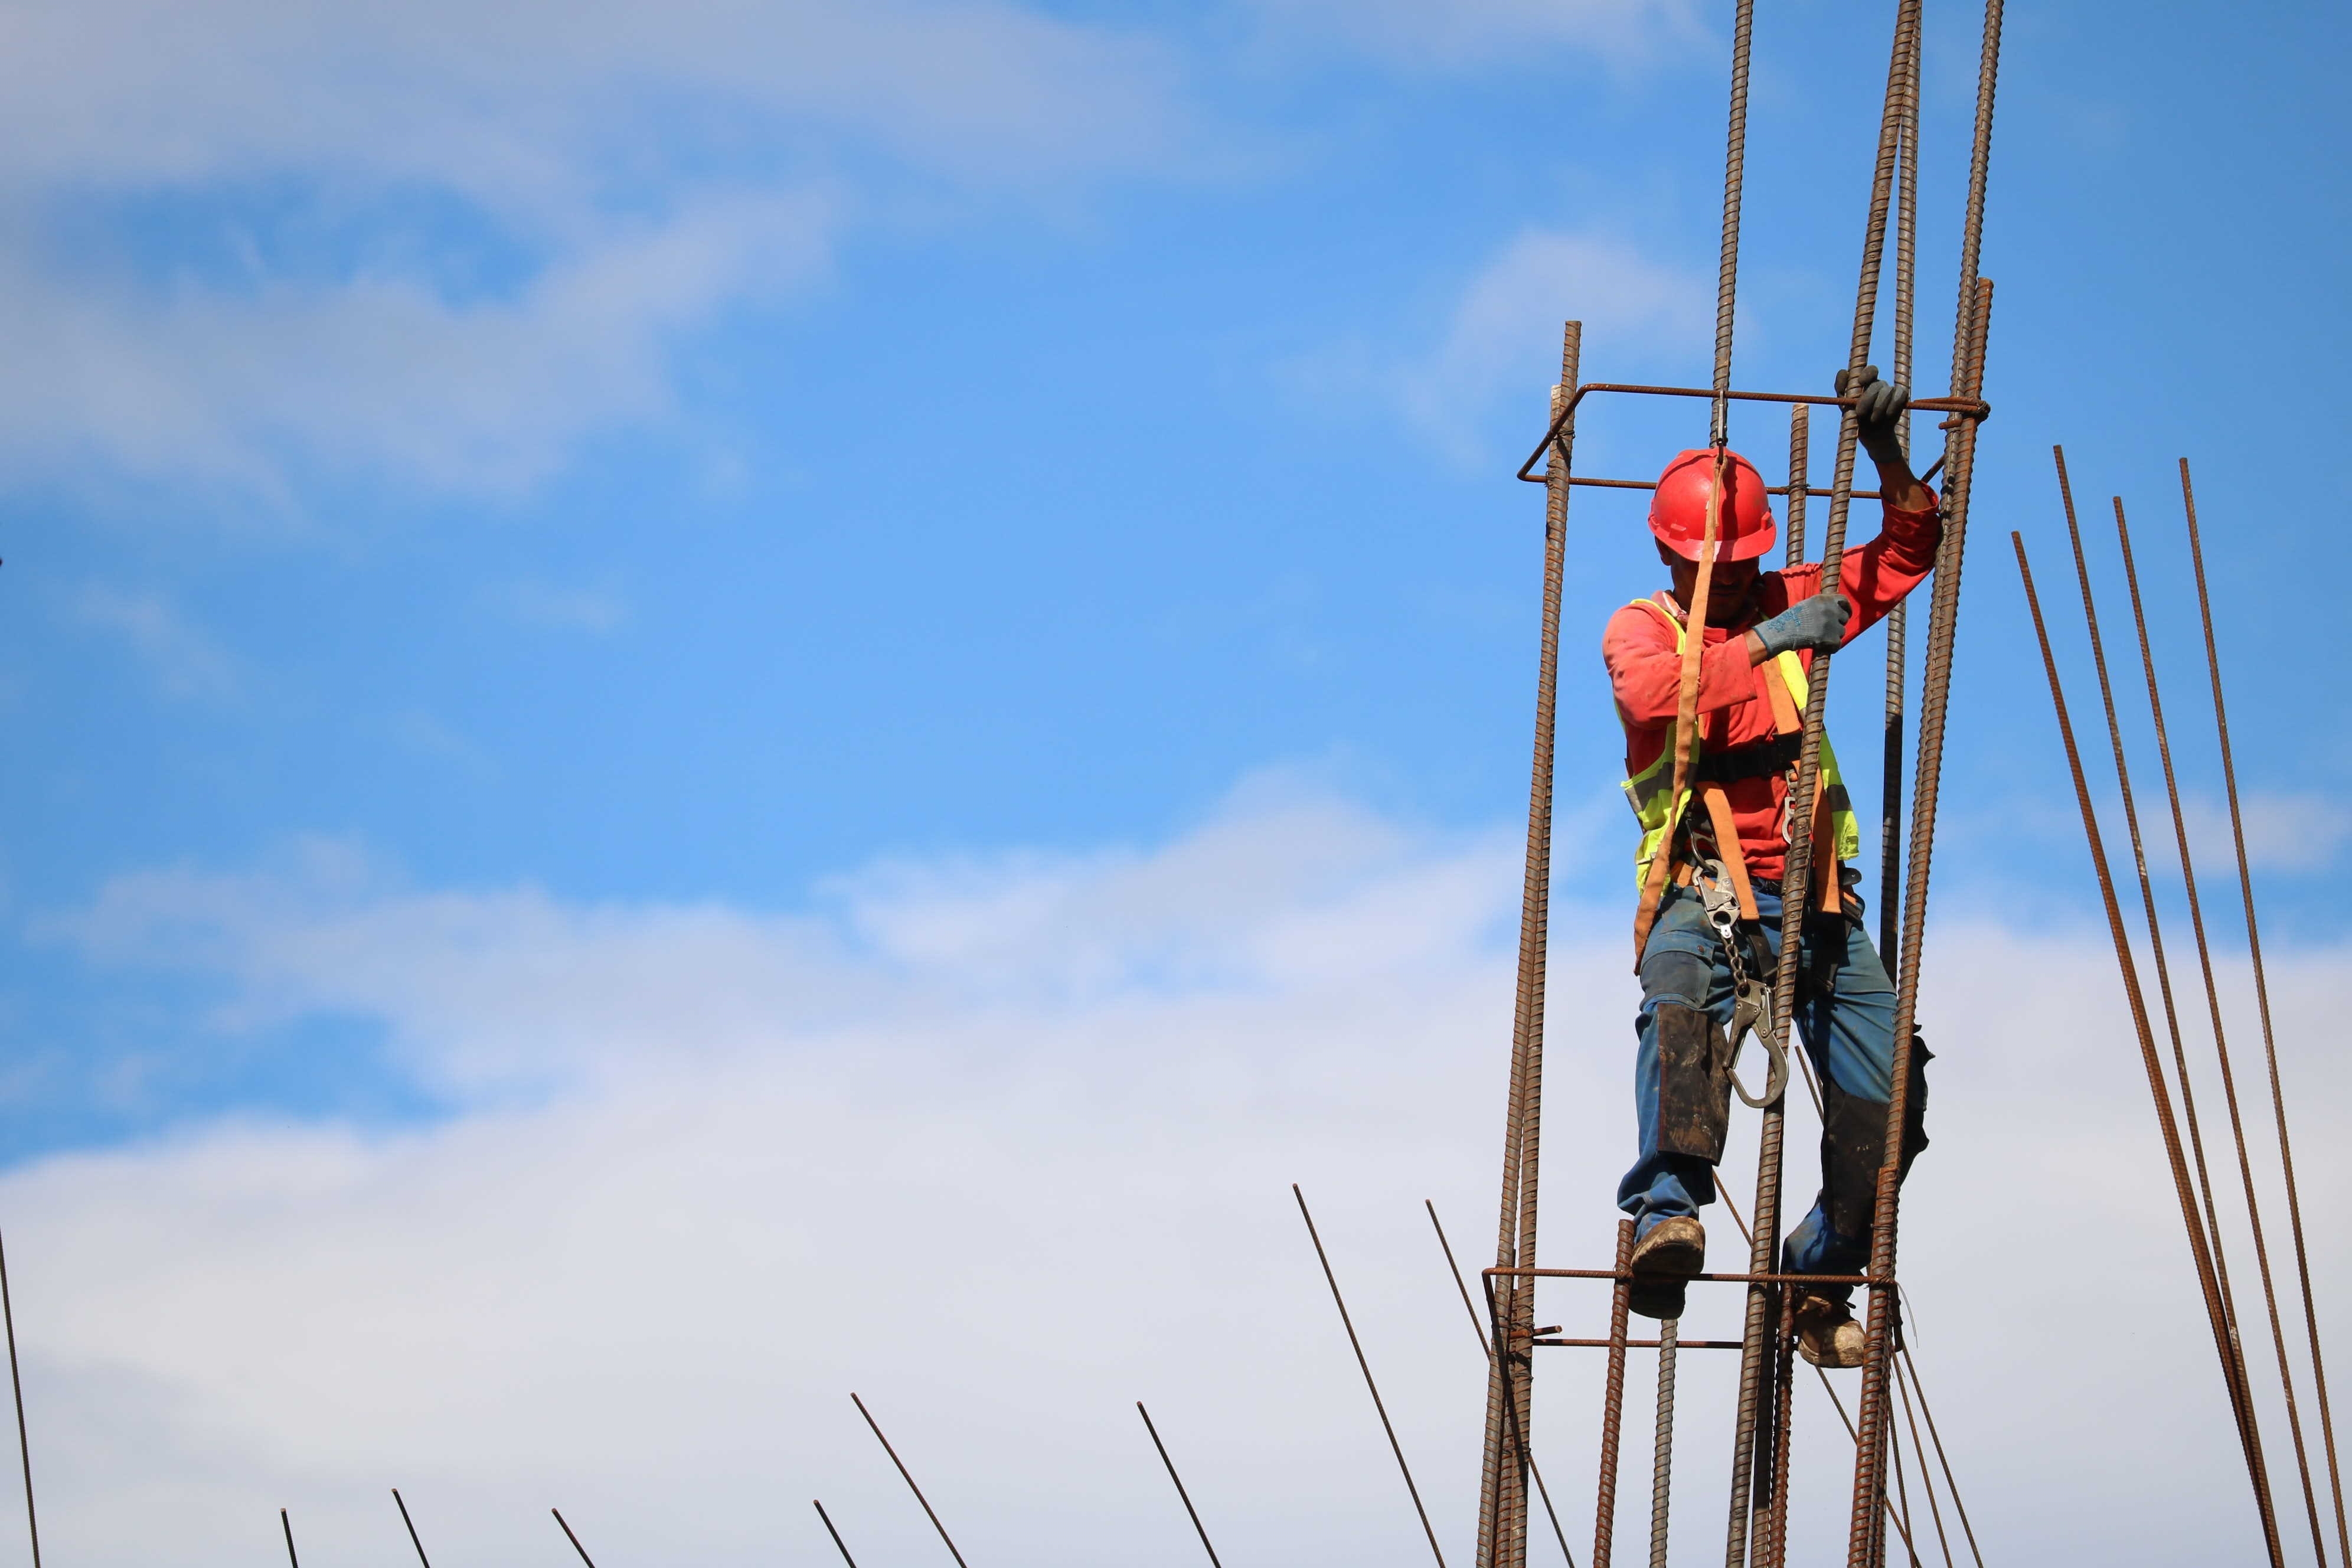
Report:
1648,448,1776,561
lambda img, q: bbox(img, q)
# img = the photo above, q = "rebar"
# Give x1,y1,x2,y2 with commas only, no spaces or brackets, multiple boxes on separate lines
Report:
2011,532,2283,1560
0,1229,40,1568
852,1393,972,1568
280,1508,299,1568
1296,1186,1447,1567
1786,405,1811,565
393,1488,432,1568
1753,12,1919,1564
1481,321,1580,1568
2053,454,2267,1486
1650,1318,1679,1568
1139,1403,1223,1567
2184,455,2352,1563
552,1507,599,1568
1891,1353,1952,1568
1710,0,1756,449
2112,488,2322,1560
815,1500,861,1568
1879,0,1920,976
1897,1351,1982,1568
1594,1220,1636,1568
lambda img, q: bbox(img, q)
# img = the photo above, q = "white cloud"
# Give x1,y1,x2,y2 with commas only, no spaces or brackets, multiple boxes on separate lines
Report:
1391,229,1712,462
0,0,1193,498
505,583,630,633
66,584,240,700
17,785,2351,1564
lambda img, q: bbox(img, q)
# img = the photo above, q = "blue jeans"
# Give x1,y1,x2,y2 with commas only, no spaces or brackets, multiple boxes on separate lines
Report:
1617,881,1926,1300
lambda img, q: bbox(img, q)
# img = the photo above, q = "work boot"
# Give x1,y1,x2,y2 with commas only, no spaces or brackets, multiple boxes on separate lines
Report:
1628,1216,1704,1321
1794,1291,1867,1369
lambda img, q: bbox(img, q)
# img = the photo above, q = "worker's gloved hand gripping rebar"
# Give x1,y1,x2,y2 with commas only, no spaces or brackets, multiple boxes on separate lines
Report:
1752,592,1852,658
1834,364,1910,458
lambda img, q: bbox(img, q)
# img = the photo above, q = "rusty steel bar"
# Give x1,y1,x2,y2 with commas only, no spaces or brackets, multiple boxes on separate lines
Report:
1786,406,1812,564
1518,387,1987,485
392,1489,432,1568
815,1500,861,1568
1709,0,1756,448
852,1393,973,1568
1138,1403,1224,1567
1649,1315,1680,1568
1739,13,1921,1563
1879,0,1920,979
1898,1351,1983,1568
1432,1203,1579,1567
1296,1186,1447,1567
1567,475,1884,501
1593,1220,1636,1568
2111,488,2324,1558
1811,1371,1928,1563
2183,456,2352,1564
2012,532,2284,1562
552,1508,599,1568
1758,1291,1799,1568
0,1229,40,1568
280,1508,299,1568
2054,455,2266,1483
1481,322,1580,1568
1539,1338,1743,1351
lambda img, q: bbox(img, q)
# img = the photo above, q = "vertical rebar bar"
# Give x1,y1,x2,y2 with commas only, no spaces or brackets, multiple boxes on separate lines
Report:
1786,406,1811,566
1879,0,1920,975
1650,1319,1678,1568
1595,1220,1636,1568
2183,456,2352,1564
1479,320,1579,1568
1711,0,1758,450
2011,532,2284,1563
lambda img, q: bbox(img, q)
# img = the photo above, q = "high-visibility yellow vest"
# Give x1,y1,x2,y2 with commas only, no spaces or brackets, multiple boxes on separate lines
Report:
1619,597,1861,887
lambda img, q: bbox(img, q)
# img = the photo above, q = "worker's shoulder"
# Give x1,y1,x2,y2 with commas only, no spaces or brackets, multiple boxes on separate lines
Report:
1604,593,1678,643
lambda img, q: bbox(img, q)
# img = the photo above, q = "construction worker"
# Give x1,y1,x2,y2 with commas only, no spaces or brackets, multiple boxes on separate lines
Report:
1602,368,1935,1368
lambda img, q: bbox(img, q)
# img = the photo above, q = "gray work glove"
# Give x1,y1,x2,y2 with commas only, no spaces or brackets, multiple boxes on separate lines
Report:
1834,364,1910,456
1752,592,1853,658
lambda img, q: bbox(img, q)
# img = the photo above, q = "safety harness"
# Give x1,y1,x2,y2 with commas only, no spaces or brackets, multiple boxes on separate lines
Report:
1619,593,1864,1102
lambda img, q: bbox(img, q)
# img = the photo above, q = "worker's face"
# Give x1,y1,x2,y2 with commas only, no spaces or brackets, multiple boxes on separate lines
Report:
1660,540,1760,625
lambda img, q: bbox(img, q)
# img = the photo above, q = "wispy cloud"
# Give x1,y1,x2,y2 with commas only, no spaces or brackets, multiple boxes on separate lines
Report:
0,0,1195,500
504,582,630,634
67,584,240,700
1389,228,1711,462
22,784,2348,1563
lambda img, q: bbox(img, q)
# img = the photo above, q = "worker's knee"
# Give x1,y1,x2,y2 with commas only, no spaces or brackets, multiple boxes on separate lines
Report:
1818,1038,1932,1239
1639,948,1715,1011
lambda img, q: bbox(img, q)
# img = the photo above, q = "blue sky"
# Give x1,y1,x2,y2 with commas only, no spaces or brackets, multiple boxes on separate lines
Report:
0,2,2346,1563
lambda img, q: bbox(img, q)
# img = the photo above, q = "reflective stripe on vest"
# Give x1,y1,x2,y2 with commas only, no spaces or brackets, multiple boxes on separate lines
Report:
1618,596,1862,886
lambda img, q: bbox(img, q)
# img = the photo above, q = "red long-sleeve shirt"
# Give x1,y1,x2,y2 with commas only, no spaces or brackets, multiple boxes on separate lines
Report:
1602,494,1943,881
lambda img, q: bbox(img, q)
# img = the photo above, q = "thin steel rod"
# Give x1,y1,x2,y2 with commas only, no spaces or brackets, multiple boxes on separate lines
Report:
851,1393,971,1568
1649,1318,1680,1568
1708,0,1756,448
1739,11,1919,1559
814,1500,861,1568
2113,488,2327,1562
1139,1403,1223,1568
1898,1351,1983,1568
1433,1203,1579,1568
1484,324,1579,1568
393,1488,432,1568
1812,1368,1925,1561
1879,0,1920,976
1786,406,1811,564
1567,476,1881,501
552,1507,599,1567
1489,1267,1871,1287
2054,452,2267,1484
1887,1396,1920,1568
1593,1220,1636,1568
1540,1340,1743,1352
2184,455,2352,1564
1295,1186,1447,1567
0,1229,40,1568
1891,1354,1953,1568
281,1508,299,1568
2011,532,2284,1562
